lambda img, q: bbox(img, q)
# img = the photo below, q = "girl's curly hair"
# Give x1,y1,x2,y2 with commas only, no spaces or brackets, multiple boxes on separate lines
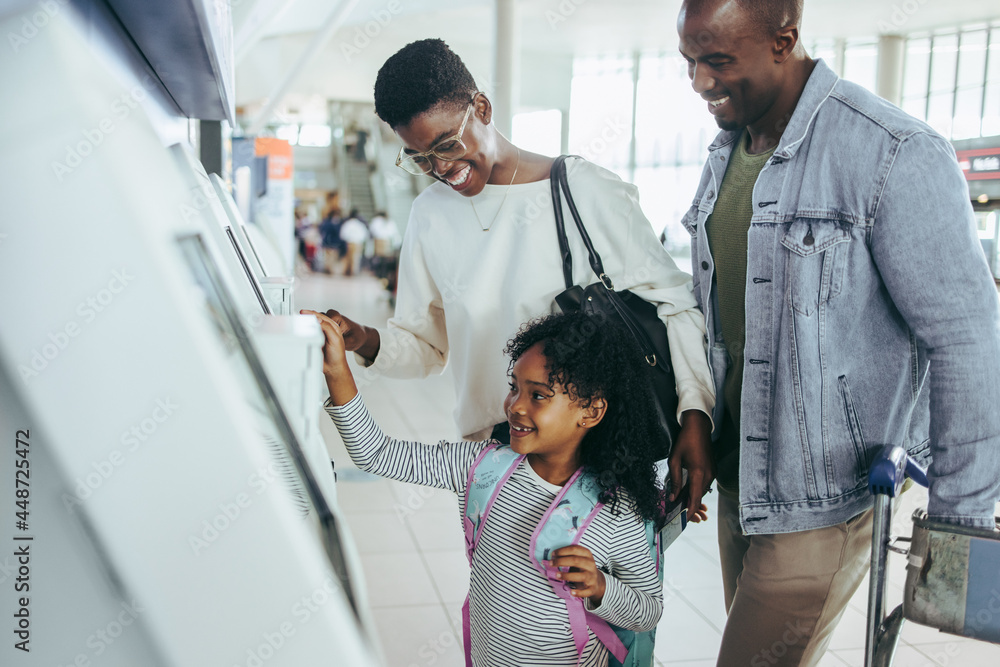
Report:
504,311,665,527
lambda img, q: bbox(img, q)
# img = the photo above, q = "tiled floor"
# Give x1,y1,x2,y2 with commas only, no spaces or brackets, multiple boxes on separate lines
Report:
297,270,1000,667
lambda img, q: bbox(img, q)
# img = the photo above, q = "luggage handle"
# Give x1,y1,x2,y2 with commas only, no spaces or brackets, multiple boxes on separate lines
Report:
867,444,929,498
864,445,929,667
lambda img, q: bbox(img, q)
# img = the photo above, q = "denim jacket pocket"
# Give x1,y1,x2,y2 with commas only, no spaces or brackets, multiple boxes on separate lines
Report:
781,219,850,316
838,374,869,477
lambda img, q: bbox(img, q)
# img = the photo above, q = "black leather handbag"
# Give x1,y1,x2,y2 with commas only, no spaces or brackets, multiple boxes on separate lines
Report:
550,155,680,457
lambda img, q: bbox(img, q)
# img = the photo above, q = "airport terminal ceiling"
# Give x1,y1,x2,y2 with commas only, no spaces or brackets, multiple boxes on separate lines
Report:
234,0,1000,105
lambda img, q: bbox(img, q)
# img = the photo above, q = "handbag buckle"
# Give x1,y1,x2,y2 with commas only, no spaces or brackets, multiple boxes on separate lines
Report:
645,354,657,367
599,273,615,290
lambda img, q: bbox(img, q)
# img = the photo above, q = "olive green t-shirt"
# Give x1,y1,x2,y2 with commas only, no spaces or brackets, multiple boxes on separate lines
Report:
705,132,776,496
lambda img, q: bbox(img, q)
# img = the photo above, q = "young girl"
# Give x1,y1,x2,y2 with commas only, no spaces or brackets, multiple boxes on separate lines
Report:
308,309,673,666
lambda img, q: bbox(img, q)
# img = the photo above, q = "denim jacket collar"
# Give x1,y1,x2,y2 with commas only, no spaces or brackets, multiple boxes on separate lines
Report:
706,58,839,159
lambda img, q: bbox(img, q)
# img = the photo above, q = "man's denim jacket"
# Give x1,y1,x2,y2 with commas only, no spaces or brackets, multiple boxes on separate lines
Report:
683,59,1000,535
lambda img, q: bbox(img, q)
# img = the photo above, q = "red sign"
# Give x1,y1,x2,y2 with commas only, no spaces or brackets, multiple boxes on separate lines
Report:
254,137,293,180
956,147,1000,182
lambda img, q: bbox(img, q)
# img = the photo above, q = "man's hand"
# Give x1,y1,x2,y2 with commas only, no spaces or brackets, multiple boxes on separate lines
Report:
549,545,607,606
669,409,714,523
319,309,380,362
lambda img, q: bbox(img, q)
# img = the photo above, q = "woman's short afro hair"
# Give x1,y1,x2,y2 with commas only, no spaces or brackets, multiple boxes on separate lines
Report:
374,39,479,129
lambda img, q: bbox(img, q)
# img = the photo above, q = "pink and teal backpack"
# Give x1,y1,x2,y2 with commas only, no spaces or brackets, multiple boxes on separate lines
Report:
461,443,686,667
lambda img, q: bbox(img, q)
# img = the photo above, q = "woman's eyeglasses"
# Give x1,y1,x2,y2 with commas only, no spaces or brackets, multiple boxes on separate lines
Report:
395,102,476,176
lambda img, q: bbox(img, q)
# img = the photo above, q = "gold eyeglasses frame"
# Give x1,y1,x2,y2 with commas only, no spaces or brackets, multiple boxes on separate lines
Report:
394,96,480,176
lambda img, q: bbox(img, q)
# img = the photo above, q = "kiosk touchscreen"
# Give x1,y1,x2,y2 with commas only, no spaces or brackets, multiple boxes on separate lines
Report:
210,172,267,280
169,144,272,319
210,172,297,314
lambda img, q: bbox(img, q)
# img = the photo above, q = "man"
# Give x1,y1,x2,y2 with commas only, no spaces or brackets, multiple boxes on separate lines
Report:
676,1,1000,665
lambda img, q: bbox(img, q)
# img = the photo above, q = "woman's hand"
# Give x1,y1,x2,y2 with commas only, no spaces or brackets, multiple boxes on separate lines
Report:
318,309,380,363
301,310,359,405
548,545,607,606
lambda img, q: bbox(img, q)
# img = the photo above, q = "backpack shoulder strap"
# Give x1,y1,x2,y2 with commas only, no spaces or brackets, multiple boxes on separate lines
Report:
462,443,523,564
527,469,632,663
461,443,523,667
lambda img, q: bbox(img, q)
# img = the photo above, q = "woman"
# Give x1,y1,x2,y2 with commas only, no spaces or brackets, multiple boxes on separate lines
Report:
318,39,715,517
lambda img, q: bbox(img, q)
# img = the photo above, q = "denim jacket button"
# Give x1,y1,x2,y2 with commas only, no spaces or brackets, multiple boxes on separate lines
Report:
707,190,716,200
701,261,710,270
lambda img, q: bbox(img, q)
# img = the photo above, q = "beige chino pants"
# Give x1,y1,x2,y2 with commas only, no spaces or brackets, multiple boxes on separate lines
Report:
715,493,876,667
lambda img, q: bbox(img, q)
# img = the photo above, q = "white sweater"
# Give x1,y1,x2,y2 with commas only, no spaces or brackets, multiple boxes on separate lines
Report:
364,157,714,438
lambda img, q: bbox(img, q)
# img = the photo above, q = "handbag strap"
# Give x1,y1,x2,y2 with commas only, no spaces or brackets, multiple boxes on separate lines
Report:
549,156,663,367
550,155,575,289
550,155,613,290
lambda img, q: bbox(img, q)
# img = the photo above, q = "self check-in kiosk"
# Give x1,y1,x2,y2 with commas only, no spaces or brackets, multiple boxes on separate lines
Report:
0,5,379,666
210,173,297,316
167,143,338,507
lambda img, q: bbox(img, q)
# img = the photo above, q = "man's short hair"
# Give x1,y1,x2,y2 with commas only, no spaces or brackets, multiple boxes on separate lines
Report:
734,0,803,38
373,39,478,129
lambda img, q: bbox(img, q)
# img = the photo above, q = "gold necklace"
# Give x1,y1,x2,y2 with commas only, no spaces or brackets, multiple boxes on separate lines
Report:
470,148,520,232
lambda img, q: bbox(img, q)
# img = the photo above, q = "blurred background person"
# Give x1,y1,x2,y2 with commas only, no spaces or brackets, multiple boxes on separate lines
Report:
319,191,344,275
339,208,370,277
368,210,400,276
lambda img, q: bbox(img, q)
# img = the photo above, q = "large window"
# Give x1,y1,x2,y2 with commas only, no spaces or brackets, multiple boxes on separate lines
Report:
512,109,562,156
567,53,719,265
903,23,1000,140
565,22,1000,268
567,55,634,176
843,39,879,93
633,53,719,257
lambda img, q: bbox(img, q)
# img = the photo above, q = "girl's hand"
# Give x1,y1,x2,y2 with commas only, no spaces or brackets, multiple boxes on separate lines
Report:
316,309,380,362
300,310,358,405
548,545,606,606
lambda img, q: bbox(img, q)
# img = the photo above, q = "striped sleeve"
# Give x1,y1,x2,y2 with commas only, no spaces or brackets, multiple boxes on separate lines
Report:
583,506,663,632
325,393,486,494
